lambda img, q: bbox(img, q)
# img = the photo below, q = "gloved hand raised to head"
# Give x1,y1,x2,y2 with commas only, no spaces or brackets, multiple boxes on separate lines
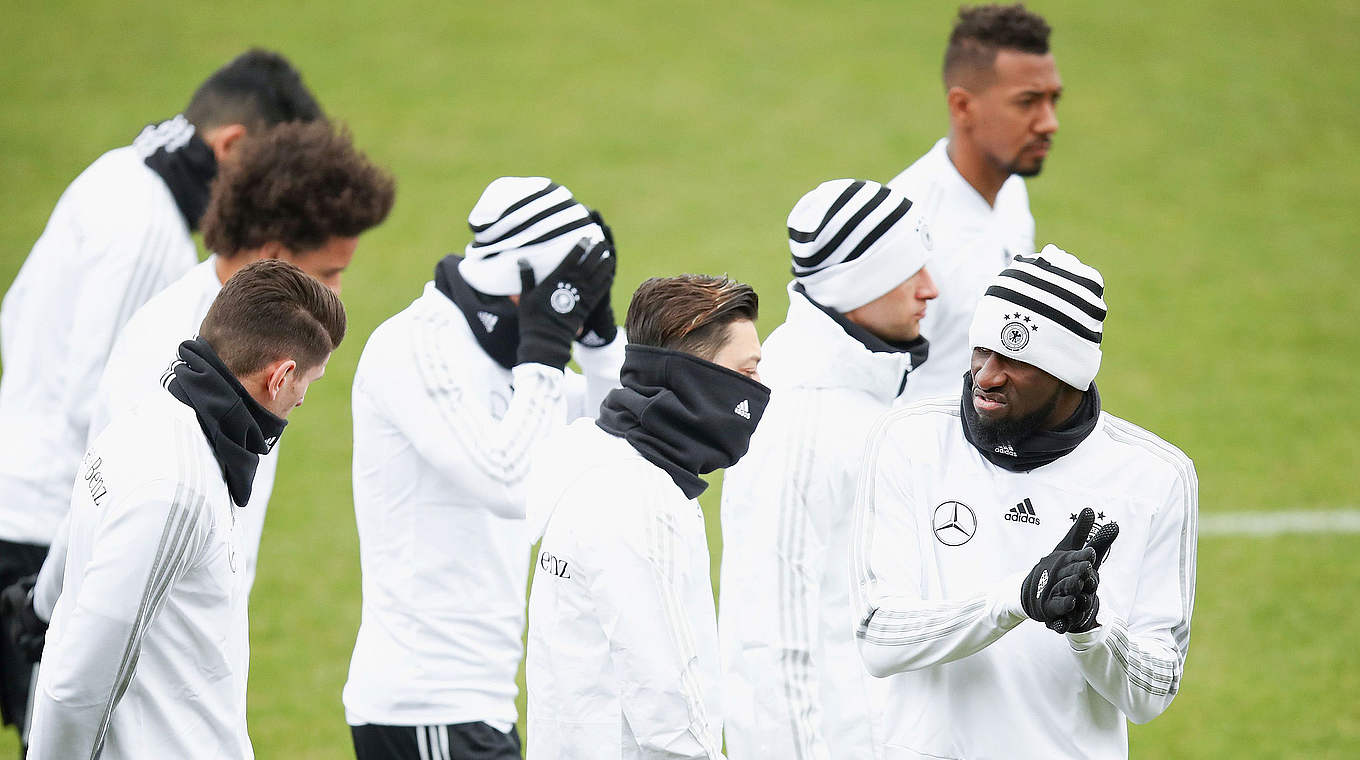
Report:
1050,518,1120,634
576,209,619,348
1020,508,1101,624
516,237,616,370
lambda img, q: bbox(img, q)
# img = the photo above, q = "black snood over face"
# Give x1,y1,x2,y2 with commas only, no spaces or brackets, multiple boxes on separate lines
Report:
597,345,771,499
140,118,218,231
959,372,1101,473
434,254,521,370
166,338,287,507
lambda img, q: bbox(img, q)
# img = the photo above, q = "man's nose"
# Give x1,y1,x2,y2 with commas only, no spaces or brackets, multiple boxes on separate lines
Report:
974,354,1008,390
1036,99,1059,136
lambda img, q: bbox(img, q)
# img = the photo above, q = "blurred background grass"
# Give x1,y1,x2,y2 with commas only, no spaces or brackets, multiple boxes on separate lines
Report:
2,0,1357,756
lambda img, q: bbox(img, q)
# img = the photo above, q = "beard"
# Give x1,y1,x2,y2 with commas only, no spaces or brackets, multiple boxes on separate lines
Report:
970,384,1062,451
1006,156,1046,178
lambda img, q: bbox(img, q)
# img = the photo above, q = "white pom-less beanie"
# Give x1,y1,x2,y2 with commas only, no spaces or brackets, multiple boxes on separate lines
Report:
967,245,1107,390
787,178,933,312
458,176,606,296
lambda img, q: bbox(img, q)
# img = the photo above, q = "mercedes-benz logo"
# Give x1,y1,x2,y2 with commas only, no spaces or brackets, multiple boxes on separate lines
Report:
933,501,977,546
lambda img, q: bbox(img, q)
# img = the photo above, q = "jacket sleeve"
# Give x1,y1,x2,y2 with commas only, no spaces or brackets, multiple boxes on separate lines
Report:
28,479,210,760
851,414,1026,678
593,495,725,759
566,330,625,420
1067,460,1198,724
389,310,568,519
721,410,833,759
31,513,70,622
59,212,190,449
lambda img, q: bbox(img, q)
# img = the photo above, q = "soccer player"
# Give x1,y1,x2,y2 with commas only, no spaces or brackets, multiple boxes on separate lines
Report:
852,247,1198,759
343,177,623,760
19,120,394,652
887,4,1059,401
27,259,347,760
0,48,322,745
525,275,768,760
718,178,936,759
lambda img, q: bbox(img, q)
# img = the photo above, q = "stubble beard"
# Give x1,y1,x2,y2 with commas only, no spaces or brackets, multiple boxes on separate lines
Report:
971,384,1062,450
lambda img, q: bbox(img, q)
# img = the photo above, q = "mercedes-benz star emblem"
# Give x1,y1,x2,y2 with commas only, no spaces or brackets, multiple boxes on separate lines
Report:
933,501,977,546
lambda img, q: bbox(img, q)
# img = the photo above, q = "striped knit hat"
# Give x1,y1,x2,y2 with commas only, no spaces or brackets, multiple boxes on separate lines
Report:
968,245,1107,390
459,176,607,296
787,178,933,312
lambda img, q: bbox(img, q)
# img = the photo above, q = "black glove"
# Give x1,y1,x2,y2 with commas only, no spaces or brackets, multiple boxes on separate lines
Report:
516,238,615,370
1051,521,1121,634
1020,508,1099,624
576,209,618,348
1,574,47,663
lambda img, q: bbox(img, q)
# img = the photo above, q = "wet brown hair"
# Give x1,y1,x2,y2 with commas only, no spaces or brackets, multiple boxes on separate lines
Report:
200,259,346,375
625,275,759,361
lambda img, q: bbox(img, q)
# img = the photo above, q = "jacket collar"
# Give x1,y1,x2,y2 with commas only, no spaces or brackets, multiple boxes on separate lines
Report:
757,283,926,403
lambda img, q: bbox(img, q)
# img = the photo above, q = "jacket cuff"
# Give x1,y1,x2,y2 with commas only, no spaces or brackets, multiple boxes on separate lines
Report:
1066,609,1117,651
573,328,626,370
989,570,1029,629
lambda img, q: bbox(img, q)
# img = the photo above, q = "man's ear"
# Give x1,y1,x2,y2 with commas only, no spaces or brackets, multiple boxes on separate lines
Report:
202,123,248,163
264,359,297,401
946,86,974,128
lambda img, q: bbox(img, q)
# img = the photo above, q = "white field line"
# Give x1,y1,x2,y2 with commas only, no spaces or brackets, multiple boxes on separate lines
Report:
1200,509,1360,537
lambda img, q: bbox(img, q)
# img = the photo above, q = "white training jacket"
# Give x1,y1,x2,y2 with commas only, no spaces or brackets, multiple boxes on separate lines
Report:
887,138,1034,402
719,285,922,760
0,142,197,546
29,389,252,760
526,419,725,760
33,257,278,619
852,397,1198,760
343,282,623,731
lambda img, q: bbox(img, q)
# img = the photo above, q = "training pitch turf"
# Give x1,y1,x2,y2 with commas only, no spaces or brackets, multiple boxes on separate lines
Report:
2,1,1357,757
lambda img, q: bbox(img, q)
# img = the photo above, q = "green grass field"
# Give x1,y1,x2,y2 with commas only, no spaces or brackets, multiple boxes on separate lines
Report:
3,0,1358,756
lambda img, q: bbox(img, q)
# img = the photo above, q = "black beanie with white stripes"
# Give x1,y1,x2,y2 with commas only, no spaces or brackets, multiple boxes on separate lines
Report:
459,176,606,296
787,178,933,312
968,245,1107,390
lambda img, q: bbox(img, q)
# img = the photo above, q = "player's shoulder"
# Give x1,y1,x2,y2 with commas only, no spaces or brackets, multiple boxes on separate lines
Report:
90,395,217,503
881,137,946,190
356,284,460,375
1097,411,1196,482
886,143,942,193
872,394,960,437
70,145,179,224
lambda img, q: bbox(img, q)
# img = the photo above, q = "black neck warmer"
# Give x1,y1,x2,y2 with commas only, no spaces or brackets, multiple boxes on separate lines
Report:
434,254,520,370
167,338,287,507
597,345,771,499
140,117,218,231
794,284,929,395
960,371,1101,472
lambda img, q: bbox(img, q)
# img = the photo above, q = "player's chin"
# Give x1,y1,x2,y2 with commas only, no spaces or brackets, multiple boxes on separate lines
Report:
1012,158,1045,178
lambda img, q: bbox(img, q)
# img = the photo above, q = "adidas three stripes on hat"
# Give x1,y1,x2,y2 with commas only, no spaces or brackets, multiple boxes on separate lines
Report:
968,244,1107,390
786,178,934,312
459,176,607,296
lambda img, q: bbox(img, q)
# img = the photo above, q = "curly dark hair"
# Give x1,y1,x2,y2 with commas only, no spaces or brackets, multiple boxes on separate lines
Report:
185,48,325,132
944,4,1052,87
201,121,396,256
625,275,759,361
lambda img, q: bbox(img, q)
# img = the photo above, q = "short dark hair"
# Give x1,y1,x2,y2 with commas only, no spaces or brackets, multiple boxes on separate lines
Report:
200,259,346,376
184,49,324,132
943,4,1051,88
201,120,396,256
625,275,759,361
